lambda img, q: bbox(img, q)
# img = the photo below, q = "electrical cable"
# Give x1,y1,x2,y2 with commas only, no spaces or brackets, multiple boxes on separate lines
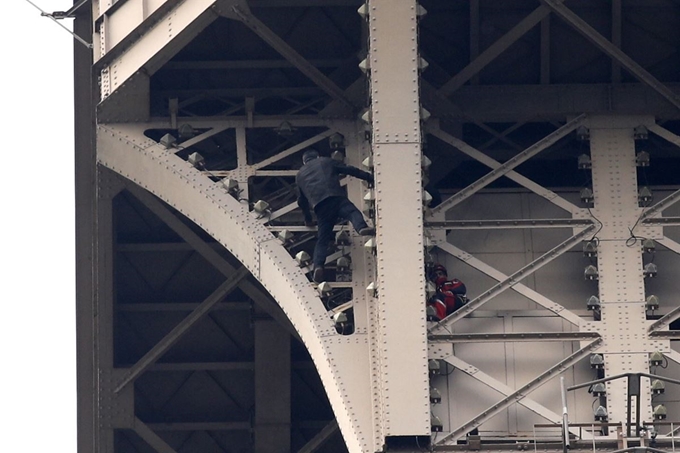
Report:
22,0,93,48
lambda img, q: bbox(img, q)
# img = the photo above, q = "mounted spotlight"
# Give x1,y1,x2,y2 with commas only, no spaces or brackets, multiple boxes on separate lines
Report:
636,150,650,167
642,239,656,254
634,125,649,141
329,132,345,150
423,190,433,207
653,405,667,420
362,155,373,169
580,187,594,205
363,237,377,253
639,186,653,205
590,354,605,369
366,281,378,298
426,305,440,322
159,133,177,149
187,152,205,169
651,379,665,395
317,281,333,295
586,295,601,311
277,229,294,245
360,109,372,124
431,414,443,432
578,154,592,170
426,281,437,299
421,154,432,172
333,311,350,332
646,295,660,311
650,351,664,367
428,359,441,375
336,256,351,282
430,387,442,404
253,200,270,215
222,178,239,195
576,125,590,141
331,150,345,162
177,123,195,139
274,121,295,137
583,240,598,258
594,405,608,422
358,58,370,73
584,265,599,280
644,262,658,278
295,251,311,267
591,382,606,397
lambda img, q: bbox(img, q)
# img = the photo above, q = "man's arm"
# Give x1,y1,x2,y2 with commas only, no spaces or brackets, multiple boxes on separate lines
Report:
333,161,374,185
296,186,314,226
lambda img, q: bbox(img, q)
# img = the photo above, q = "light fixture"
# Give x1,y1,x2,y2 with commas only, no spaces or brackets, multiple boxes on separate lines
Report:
644,262,658,278
578,154,592,170
653,405,667,420
362,156,373,169
431,414,443,432
317,281,333,295
177,123,195,139
586,295,601,311
159,133,177,149
583,240,598,258
646,295,660,311
277,229,294,245
591,382,606,397
650,351,664,367
580,187,594,205
187,152,205,169
636,150,650,167
651,379,665,395
594,405,608,422
295,251,311,266
329,132,345,150
366,281,378,298
253,200,270,214
430,388,442,404
335,230,351,246
584,265,599,280
634,125,649,140
576,125,590,141
590,354,605,369
274,121,295,137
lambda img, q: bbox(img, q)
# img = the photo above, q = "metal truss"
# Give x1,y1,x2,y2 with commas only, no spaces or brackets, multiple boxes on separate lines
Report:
437,339,603,445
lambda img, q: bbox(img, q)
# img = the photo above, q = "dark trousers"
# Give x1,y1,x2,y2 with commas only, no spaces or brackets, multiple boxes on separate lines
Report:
313,196,368,268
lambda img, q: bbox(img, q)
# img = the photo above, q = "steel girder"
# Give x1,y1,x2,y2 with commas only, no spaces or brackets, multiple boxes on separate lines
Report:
96,122,378,453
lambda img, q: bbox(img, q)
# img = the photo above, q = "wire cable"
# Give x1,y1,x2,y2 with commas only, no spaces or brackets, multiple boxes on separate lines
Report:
22,0,93,48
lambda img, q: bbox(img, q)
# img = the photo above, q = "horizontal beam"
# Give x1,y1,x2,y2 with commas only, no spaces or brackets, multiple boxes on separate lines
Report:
426,219,593,230
164,59,345,70
117,302,250,311
429,332,600,343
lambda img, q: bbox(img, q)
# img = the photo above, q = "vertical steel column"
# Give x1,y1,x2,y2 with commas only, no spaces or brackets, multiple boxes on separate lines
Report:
589,117,652,428
368,0,430,438
254,314,291,453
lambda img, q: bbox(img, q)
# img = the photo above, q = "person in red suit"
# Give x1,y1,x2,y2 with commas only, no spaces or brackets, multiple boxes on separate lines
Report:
427,264,467,321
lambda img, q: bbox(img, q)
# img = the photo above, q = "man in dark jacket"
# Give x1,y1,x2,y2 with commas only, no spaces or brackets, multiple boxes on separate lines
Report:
297,149,375,283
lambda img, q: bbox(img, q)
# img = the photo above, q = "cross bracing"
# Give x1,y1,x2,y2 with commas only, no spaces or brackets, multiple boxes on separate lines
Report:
75,1,680,452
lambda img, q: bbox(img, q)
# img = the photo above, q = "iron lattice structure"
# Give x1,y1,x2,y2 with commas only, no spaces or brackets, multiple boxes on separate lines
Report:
74,1,680,452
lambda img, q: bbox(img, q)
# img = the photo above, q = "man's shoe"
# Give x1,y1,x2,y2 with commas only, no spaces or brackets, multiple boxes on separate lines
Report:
313,267,325,283
358,227,375,236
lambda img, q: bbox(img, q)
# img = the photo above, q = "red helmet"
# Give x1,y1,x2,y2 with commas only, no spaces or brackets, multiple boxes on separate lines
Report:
429,264,448,281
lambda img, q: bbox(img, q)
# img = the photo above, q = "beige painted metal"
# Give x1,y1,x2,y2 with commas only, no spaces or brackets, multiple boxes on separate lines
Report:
96,123,378,453
368,0,430,438
586,116,658,426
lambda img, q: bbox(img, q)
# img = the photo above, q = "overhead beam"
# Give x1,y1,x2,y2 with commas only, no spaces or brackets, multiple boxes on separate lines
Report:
426,124,581,215
228,5,355,110
114,267,250,392
163,59,345,70
133,417,179,453
542,0,680,111
439,4,555,96
430,114,587,216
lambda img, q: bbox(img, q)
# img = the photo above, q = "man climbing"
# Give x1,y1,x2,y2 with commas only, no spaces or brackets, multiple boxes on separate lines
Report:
427,263,467,321
297,149,375,283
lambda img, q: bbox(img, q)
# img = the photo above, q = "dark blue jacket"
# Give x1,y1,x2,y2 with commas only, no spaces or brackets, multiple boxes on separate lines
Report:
296,157,373,221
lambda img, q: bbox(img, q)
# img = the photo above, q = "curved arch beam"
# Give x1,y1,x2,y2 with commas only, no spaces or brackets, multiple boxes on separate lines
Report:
97,123,374,453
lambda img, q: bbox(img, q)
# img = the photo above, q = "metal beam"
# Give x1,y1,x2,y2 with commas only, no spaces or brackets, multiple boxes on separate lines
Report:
439,4,554,96
433,242,583,327
429,332,600,343
114,266,250,393
437,339,603,445
428,119,584,216
164,59,345,70
133,417,179,453
252,130,335,170
297,420,339,453
542,0,680,111
431,227,594,333
612,0,622,83
228,5,355,110
442,355,585,440
426,218,593,230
